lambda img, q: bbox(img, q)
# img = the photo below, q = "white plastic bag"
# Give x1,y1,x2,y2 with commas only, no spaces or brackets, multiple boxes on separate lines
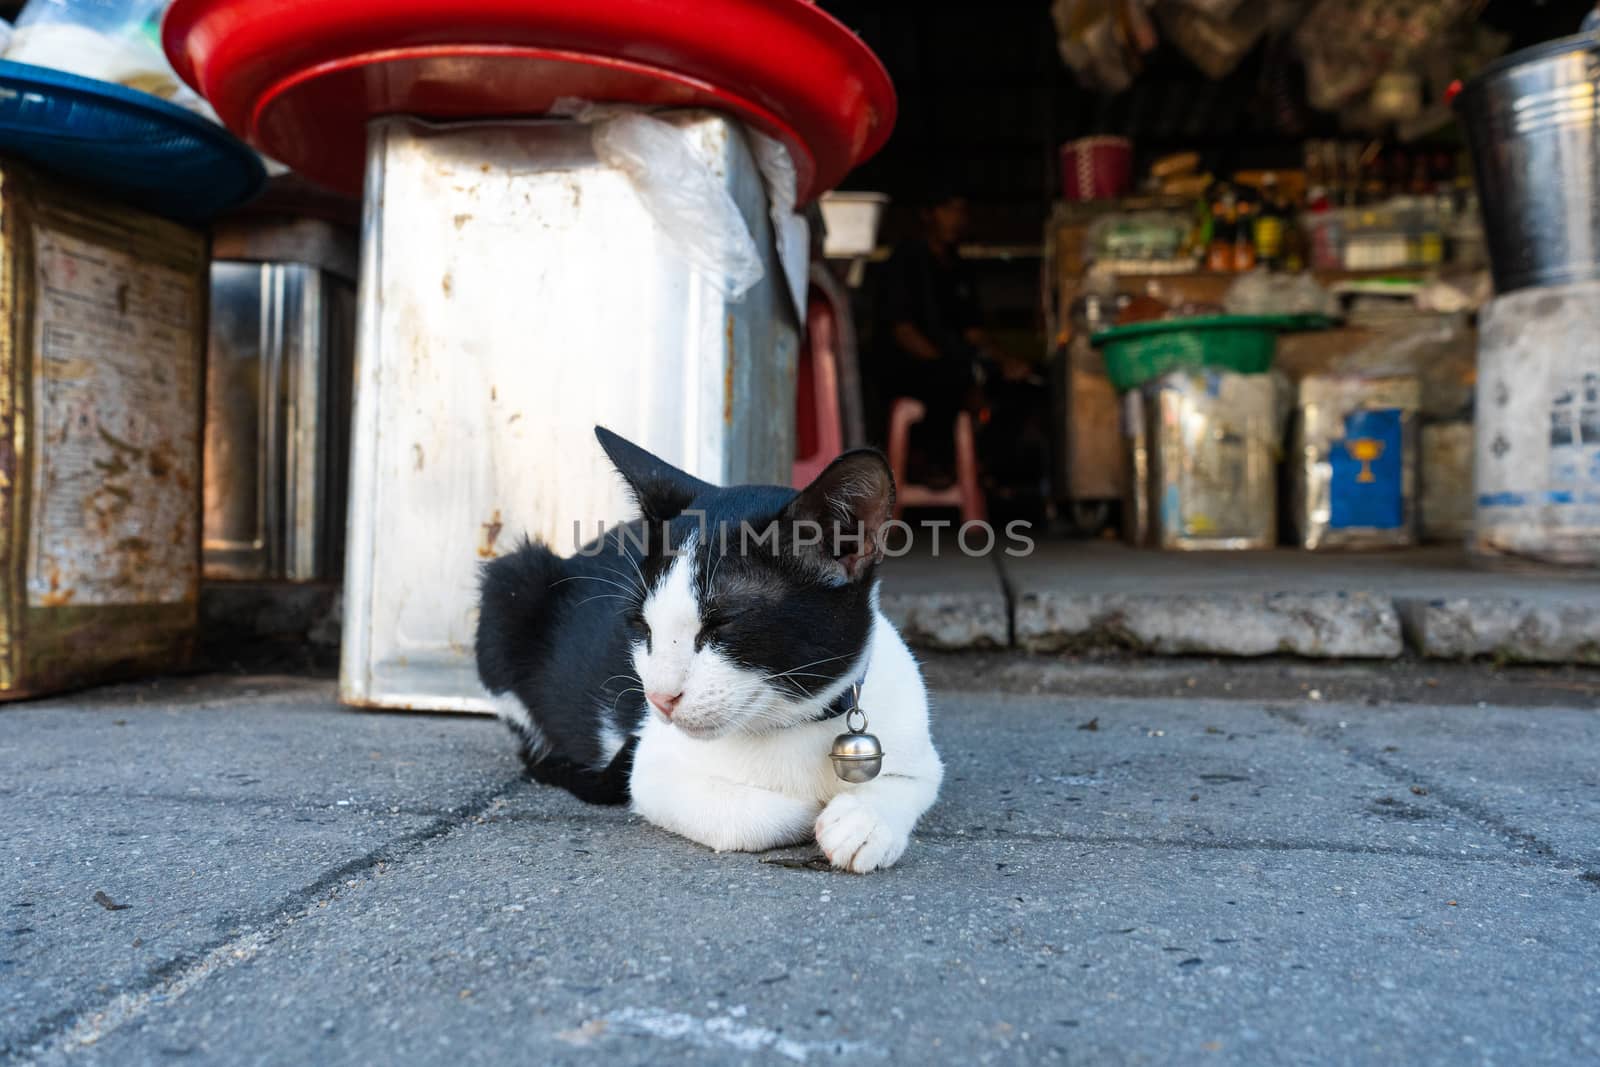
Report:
6,0,218,119
745,127,809,322
1224,270,1340,318
557,99,764,300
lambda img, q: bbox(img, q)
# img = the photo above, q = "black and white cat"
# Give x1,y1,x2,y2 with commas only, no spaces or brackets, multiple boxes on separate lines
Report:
475,427,942,872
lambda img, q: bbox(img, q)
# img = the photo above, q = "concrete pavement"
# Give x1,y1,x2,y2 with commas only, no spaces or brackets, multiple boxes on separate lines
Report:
3,669,1598,1065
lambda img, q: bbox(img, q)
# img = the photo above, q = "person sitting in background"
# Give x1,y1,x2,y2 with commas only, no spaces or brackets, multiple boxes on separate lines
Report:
877,187,1024,487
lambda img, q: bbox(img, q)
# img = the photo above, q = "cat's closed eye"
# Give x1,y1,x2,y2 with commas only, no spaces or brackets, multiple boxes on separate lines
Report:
694,612,737,651
624,609,651,649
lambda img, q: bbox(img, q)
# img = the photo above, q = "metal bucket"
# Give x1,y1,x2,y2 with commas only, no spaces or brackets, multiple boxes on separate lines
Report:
1455,34,1600,295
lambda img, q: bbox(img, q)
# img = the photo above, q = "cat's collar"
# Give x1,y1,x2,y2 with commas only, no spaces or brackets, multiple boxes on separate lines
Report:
815,656,870,722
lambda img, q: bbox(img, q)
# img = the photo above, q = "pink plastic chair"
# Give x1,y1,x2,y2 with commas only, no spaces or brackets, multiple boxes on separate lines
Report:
793,290,844,487
886,398,985,524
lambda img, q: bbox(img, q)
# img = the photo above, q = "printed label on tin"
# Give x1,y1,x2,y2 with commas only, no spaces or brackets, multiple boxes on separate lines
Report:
1547,370,1600,507
27,227,199,607
1329,409,1404,530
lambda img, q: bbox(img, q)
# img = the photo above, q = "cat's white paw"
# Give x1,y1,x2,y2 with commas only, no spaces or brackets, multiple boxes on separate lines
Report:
815,794,907,873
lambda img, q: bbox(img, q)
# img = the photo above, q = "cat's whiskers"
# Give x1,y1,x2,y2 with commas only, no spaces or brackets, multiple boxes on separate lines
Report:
572,593,633,609
768,670,843,684
714,673,836,733
703,523,731,596
618,546,652,601
548,573,638,598
706,675,793,727
766,651,856,681
608,685,647,715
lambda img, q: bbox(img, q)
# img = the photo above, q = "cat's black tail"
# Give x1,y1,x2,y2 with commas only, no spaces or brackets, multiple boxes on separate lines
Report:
475,537,564,696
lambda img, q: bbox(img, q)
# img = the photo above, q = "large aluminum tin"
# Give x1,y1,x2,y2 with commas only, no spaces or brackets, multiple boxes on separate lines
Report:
204,258,355,581
341,116,799,711
1120,388,1151,547
1292,374,1420,551
1474,282,1600,567
1144,370,1279,551
1419,420,1474,544
0,163,205,699
1456,34,1600,294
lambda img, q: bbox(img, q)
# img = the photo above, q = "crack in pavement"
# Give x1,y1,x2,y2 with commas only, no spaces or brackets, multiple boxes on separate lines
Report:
1263,706,1593,873
7,774,526,1064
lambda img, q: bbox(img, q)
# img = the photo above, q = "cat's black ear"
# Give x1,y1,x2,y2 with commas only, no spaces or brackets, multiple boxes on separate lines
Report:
595,426,714,522
781,449,895,583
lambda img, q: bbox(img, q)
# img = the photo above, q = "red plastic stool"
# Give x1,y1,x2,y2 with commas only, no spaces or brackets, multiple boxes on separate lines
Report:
162,0,895,204
886,398,985,524
793,287,844,487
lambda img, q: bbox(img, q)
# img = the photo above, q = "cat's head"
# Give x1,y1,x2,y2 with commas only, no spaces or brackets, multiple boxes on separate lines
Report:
596,427,894,739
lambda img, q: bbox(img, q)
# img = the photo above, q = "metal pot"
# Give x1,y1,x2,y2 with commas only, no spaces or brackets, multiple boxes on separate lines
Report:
1455,34,1600,295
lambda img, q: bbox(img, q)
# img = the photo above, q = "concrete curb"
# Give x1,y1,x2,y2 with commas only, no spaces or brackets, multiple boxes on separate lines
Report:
880,592,1009,651
1013,590,1403,659
885,552,1600,665
1397,596,1600,665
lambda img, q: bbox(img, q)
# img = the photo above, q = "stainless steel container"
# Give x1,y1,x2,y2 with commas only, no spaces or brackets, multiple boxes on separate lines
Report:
1474,281,1600,567
0,161,205,699
1143,370,1280,551
1419,420,1474,544
342,116,799,712
1120,388,1151,547
204,220,357,581
1291,374,1420,551
1455,35,1600,295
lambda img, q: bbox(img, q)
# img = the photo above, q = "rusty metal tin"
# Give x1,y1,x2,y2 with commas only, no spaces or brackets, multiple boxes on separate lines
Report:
340,116,799,712
0,162,205,699
1420,420,1474,544
1292,374,1420,551
1144,370,1281,551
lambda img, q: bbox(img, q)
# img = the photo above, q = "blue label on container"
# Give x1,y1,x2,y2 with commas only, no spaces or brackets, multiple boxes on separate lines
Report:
1329,409,1404,529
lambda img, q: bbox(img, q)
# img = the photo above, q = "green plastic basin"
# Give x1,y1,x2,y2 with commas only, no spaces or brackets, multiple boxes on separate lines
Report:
1091,314,1327,392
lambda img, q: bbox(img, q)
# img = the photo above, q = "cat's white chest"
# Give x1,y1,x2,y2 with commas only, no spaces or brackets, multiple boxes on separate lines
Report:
634,714,844,803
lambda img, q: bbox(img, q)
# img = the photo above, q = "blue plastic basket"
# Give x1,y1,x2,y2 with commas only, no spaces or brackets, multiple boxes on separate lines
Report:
0,59,264,224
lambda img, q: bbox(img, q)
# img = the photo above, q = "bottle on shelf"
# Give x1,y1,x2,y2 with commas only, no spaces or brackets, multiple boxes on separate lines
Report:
1305,140,1332,214
1207,184,1237,273
1234,193,1258,272
1253,173,1286,270
1341,142,1365,206
1282,203,1307,273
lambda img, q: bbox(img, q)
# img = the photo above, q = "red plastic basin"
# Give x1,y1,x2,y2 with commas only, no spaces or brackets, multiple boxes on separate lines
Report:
162,0,896,202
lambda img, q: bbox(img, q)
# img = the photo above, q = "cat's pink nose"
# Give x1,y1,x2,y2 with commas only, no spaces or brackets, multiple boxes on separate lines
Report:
646,691,682,718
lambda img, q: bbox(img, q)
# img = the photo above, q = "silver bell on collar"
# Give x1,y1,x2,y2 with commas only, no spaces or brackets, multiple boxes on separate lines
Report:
830,699,883,784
